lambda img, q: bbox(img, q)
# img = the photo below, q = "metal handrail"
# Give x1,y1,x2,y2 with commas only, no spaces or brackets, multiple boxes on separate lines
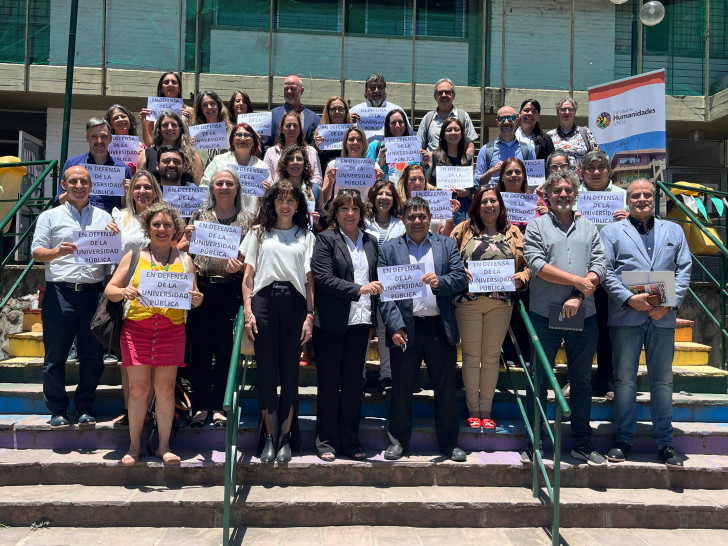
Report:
222,306,250,545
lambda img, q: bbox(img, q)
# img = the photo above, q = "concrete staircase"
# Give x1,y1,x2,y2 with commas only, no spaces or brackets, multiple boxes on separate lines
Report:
1,308,728,544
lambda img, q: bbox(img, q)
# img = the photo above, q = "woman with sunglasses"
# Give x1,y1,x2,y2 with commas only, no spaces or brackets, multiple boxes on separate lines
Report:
546,97,599,173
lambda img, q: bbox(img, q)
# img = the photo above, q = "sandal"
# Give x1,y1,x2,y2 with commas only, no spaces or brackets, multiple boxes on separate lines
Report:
213,411,227,428
480,418,497,430
299,352,311,367
113,409,129,427
190,410,208,429
319,452,336,462
349,451,367,461
155,451,181,466
466,417,481,429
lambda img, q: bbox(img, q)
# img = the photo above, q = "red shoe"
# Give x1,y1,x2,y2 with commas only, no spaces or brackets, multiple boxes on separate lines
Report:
480,418,496,430
299,352,311,367
466,417,481,429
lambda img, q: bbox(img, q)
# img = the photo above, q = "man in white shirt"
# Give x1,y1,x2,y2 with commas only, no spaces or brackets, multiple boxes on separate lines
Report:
350,74,408,142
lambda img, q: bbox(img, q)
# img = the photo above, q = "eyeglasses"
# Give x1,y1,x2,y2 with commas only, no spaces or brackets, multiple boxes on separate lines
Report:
436,89,454,97
366,84,385,90
233,132,253,139
558,107,576,113
585,165,608,173
329,106,346,113
497,115,517,123
548,162,570,171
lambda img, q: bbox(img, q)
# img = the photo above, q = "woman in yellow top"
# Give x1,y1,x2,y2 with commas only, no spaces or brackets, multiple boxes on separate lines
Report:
105,203,203,466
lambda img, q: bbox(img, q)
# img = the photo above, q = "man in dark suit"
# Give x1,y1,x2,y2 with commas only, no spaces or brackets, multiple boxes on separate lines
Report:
378,196,469,461
265,75,321,150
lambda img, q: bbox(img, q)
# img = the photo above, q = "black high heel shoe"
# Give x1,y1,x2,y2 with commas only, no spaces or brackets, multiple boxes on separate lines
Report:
260,434,275,463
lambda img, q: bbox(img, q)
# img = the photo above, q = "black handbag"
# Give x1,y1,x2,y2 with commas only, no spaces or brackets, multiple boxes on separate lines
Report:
90,249,140,353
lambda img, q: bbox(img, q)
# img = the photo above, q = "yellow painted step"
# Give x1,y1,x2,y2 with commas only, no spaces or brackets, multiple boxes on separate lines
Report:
8,331,44,358
22,310,42,332
675,325,692,342
554,341,710,367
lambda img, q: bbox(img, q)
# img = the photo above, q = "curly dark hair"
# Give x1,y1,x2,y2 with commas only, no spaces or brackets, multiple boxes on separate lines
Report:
367,180,402,219
327,191,367,232
276,145,314,191
253,180,310,237
139,202,186,242
277,111,304,147
468,186,510,235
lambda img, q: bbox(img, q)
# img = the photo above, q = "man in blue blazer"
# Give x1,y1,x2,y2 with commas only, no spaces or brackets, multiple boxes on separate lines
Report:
600,179,692,467
264,75,321,151
378,196,469,461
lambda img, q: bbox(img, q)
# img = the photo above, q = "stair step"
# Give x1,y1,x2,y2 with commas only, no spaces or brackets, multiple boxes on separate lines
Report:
7,331,44,358
22,308,42,332
0,358,121,385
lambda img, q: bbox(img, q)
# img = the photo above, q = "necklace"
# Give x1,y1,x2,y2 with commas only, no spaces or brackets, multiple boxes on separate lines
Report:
149,245,173,271
376,215,390,229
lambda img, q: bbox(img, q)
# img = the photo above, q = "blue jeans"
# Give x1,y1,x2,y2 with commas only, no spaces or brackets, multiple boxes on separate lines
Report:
526,312,598,445
610,322,674,449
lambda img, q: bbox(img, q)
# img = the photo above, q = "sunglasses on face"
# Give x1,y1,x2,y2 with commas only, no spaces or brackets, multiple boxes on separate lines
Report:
497,115,517,123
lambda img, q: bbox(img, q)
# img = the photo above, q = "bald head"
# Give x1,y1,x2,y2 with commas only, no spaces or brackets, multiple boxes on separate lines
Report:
496,105,518,139
61,166,92,209
626,178,656,223
284,75,304,107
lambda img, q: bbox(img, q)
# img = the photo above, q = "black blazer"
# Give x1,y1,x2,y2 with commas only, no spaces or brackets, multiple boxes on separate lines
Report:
312,228,379,335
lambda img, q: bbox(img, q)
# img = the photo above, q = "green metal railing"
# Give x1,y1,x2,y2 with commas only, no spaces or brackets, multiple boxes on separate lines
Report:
656,180,728,369
0,160,58,309
503,298,571,546
222,305,251,545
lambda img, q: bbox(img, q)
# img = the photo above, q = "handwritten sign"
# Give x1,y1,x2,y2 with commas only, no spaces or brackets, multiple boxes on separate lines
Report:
228,165,267,197
378,263,426,301
335,158,376,190
163,185,207,217
577,191,625,224
109,135,139,165
413,190,452,220
237,112,272,137
524,159,546,190
502,192,539,223
72,230,122,265
317,124,353,151
139,270,194,310
189,122,228,150
436,166,474,190
384,136,421,164
189,221,242,260
468,259,516,293
82,163,126,196
147,97,183,123
356,107,388,139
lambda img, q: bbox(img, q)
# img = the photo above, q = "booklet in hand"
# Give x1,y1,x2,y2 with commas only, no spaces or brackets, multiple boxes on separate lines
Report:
548,304,585,332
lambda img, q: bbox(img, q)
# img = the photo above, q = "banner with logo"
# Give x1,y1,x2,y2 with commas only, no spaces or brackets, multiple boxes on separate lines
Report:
588,70,666,188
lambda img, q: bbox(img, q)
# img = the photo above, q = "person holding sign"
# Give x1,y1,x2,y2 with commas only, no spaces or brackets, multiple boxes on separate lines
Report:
275,145,322,230
191,90,232,168
105,203,203,466
240,182,315,464
201,122,271,213
314,96,354,169
398,164,459,237
311,191,381,461
139,72,194,147
578,150,628,226
367,109,426,185
378,196,468,461
177,167,251,429
264,112,323,187
105,104,144,176
546,97,599,174
31,166,113,429
450,186,530,429
515,99,555,161
228,90,254,117
137,111,203,185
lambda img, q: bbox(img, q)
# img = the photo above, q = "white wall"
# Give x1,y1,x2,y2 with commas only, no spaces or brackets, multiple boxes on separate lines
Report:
45,108,98,166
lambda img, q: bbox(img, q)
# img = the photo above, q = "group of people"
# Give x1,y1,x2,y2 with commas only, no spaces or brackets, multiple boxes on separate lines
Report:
29,71,691,469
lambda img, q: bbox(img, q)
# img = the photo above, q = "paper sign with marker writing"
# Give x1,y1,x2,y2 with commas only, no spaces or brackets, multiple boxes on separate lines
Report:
436,166,474,190
229,165,267,197
109,135,139,165
384,136,421,163
413,190,452,220
502,192,539,223
163,185,207,217
577,191,625,224
524,159,545,190
189,221,242,260
378,263,426,301
335,158,376,190
356,107,388,139
237,112,272,136
468,259,516,293
317,124,353,151
146,97,183,122
139,270,194,310
83,163,126,197
72,230,122,265
189,122,228,150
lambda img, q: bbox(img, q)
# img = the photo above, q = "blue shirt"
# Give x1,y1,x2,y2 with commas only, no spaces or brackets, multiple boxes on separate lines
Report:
31,201,113,283
474,137,534,185
55,152,130,213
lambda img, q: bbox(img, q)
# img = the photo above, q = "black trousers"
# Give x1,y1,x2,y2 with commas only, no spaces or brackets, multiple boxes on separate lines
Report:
41,282,104,414
501,290,531,364
387,316,459,453
593,284,614,392
313,324,369,456
187,278,242,412
252,282,305,455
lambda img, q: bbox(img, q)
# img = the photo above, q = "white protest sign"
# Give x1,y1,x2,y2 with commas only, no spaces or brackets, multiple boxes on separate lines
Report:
189,221,242,260
378,263,426,302
317,124,353,151
436,166,474,190
146,97,183,123
189,122,228,150
413,190,452,220
72,230,122,265
502,192,539,223
109,135,139,165
82,163,126,197
139,270,194,310
524,159,546,190
356,107,388,139
237,112,272,136
163,185,208,217
577,191,625,224
229,165,267,197
308,200,316,229
384,136,421,164
468,259,516,293
335,158,376,190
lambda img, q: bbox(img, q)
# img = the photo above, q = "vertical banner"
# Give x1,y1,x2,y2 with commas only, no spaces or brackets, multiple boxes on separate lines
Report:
588,69,666,188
